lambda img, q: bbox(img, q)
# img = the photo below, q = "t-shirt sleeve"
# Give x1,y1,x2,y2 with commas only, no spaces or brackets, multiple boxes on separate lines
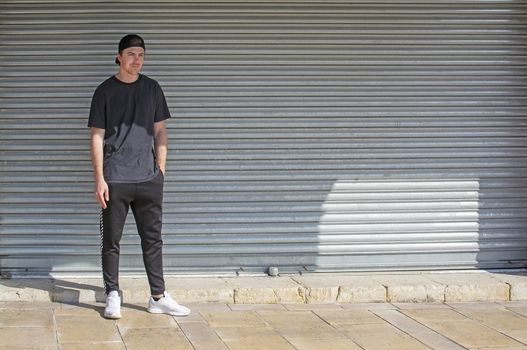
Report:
154,83,171,123
87,86,106,129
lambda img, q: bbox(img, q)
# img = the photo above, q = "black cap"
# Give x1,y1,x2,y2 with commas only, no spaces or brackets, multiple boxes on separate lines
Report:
115,34,145,65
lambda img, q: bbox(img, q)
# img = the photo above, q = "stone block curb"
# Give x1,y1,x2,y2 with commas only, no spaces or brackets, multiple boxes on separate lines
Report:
292,275,386,303
226,277,305,304
486,272,527,301
371,274,445,303
1,271,527,304
426,273,510,302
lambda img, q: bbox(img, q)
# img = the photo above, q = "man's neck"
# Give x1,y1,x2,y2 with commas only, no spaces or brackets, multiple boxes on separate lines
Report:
115,71,139,83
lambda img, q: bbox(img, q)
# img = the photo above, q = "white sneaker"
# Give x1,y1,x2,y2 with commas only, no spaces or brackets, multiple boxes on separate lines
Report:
104,290,121,319
147,292,191,316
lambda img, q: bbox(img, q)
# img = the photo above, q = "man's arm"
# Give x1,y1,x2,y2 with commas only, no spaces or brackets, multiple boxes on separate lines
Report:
90,127,109,209
154,120,168,174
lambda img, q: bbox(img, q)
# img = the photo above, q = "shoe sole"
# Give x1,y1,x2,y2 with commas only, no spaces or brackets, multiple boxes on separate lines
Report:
147,308,191,317
104,313,122,319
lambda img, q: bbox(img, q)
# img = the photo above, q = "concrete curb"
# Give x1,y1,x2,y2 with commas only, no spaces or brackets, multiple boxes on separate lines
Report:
1,271,526,304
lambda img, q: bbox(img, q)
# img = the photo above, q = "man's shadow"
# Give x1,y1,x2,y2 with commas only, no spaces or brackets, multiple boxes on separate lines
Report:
0,276,146,317
54,278,147,314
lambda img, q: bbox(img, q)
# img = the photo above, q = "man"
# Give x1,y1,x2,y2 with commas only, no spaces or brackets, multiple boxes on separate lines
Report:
88,34,190,319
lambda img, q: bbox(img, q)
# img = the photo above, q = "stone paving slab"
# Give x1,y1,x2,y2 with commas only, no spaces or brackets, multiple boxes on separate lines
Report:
1,270,527,305
401,304,527,349
372,309,466,350
0,326,58,350
1,300,527,349
339,322,431,350
178,322,230,350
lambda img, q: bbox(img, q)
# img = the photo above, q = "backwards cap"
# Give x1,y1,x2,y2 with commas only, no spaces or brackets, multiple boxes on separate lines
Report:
115,34,145,65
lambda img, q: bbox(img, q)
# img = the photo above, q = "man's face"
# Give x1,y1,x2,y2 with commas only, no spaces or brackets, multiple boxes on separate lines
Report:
117,47,144,75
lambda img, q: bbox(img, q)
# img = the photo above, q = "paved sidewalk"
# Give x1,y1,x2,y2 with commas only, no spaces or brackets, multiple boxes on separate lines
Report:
2,300,527,349
2,271,527,349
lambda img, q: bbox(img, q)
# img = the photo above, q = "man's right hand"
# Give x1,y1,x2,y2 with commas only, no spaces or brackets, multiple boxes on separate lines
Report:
90,127,108,208
95,179,110,209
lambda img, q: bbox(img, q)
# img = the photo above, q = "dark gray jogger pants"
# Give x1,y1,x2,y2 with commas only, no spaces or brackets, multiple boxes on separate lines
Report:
100,171,166,296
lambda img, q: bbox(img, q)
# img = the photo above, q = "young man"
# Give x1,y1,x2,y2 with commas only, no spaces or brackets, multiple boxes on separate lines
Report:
88,34,190,319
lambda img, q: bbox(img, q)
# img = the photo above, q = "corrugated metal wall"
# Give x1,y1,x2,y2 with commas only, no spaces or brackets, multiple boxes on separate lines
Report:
1,1,526,276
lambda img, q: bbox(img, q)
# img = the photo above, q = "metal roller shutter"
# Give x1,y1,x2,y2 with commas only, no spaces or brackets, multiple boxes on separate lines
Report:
1,1,526,276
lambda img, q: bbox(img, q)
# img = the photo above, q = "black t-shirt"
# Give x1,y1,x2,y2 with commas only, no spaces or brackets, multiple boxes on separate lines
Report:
88,74,171,183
